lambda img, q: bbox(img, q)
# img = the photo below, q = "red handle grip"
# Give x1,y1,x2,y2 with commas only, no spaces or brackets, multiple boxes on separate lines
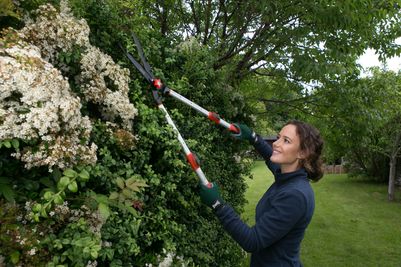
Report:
229,124,240,134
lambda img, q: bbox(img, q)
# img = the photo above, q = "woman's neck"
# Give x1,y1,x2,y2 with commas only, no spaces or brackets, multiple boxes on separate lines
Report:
280,161,301,174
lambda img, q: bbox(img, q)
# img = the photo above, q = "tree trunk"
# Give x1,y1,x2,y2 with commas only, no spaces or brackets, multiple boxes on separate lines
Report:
388,156,396,201
388,129,401,201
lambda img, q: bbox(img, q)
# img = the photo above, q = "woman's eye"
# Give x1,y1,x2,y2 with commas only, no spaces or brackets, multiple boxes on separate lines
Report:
284,138,290,143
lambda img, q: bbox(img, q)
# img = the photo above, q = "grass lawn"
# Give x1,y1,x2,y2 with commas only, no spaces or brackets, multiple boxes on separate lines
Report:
240,160,401,267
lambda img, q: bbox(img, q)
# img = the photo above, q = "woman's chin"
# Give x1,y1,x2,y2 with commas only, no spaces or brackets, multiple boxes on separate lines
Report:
270,156,280,164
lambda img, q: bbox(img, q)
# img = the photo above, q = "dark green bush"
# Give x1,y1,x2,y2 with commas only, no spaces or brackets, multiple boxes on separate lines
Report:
0,1,253,266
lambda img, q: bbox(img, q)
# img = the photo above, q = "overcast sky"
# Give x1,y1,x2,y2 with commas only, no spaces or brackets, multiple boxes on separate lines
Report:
358,49,401,72
357,38,401,74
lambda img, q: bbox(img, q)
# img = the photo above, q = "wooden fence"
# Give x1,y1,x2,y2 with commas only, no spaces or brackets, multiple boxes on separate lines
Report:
324,164,346,174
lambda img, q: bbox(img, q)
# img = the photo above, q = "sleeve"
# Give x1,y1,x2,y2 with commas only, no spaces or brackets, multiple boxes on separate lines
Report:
253,134,280,174
215,190,306,253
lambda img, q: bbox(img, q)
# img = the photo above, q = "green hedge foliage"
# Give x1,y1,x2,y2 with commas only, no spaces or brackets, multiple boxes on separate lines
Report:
0,1,253,266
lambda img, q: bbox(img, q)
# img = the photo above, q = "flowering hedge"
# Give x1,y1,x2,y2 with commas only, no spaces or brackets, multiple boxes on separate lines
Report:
0,1,252,266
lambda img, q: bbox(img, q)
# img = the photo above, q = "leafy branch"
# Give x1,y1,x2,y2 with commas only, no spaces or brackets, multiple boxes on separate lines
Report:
30,168,90,222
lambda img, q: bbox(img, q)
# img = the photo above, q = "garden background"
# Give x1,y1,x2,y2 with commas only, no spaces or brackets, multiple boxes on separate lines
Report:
1,0,401,266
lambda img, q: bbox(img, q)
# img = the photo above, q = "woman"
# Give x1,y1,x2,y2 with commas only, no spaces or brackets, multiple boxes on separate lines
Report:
200,120,324,267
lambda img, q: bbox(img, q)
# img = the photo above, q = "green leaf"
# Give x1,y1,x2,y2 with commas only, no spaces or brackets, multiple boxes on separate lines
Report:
51,168,62,180
98,202,110,221
90,250,98,259
16,107,30,114
41,208,48,218
125,178,148,192
58,176,70,190
40,177,54,188
67,181,78,192
10,251,20,264
78,170,90,181
32,203,42,212
109,192,119,200
54,194,63,205
0,0,19,18
124,205,138,216
92,244,101,251
61,239,70,245
4,140,11,148
124,199,131,207
0,184,15,202
93,193,109,204
53,240,63,249
116,177,125,189
12,139,19,149
63,169,77,178
122,188,133,198
44,191,54,201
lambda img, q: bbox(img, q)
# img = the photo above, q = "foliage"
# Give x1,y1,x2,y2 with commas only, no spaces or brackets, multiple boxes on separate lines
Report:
0,0,18,18
222,0,401,167
137,0,401,83
309,68,401,182
0,1,252,266
238,74,314,135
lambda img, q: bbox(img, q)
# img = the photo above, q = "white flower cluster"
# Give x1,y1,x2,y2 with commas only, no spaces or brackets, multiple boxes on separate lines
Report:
86,260,98,267
52,202,105,235
0,37,97,170
144,249,187,267
28,248,37,256
21,2,90,64
1,0,139,169
21,0,137,130
79,47,137,129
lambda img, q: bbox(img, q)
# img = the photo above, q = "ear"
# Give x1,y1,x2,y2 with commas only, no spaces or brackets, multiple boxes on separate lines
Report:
297,150,306,160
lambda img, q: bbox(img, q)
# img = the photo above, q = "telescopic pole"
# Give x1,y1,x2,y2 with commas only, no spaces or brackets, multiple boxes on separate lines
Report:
157,103,210,186
152,79,239,134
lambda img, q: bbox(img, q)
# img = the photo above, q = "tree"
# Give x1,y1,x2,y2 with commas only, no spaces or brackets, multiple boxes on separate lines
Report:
143,0,401,140
382,115,401,201
309,68,401,201
364,70,401,201
141,0,401,82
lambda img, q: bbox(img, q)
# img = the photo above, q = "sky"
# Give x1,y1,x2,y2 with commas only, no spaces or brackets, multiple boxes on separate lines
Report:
357,38,401,74
357,49,401,72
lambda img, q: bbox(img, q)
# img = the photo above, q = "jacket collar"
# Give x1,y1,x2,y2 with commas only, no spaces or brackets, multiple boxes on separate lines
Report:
275,167,308,184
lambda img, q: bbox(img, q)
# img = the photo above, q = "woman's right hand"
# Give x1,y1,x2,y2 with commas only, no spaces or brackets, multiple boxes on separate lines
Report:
231,123,257,143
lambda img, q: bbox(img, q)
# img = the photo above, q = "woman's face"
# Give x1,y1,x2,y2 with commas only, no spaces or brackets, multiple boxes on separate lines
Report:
270,124,304,173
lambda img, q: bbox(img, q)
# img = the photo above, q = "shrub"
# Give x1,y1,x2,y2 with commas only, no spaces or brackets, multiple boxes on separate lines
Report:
0,1,252,266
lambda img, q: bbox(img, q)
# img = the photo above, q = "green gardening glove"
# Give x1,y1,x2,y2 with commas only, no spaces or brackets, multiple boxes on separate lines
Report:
199,182,225,210
231,123,257,143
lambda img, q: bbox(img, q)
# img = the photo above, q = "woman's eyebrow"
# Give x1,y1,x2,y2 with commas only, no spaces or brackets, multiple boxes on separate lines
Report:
283,135,293,142
277,133,292,141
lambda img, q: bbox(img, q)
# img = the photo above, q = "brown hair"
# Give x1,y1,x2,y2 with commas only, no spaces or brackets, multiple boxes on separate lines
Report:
286,120,324,182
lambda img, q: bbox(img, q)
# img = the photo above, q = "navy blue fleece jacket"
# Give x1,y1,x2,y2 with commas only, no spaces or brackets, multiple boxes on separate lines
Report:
215,136,315,267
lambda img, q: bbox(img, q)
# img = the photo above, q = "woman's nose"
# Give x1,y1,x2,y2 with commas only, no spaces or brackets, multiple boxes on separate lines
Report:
272,139,279,148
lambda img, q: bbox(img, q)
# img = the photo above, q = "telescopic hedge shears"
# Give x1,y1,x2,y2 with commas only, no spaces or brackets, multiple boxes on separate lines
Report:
121,33,240,188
